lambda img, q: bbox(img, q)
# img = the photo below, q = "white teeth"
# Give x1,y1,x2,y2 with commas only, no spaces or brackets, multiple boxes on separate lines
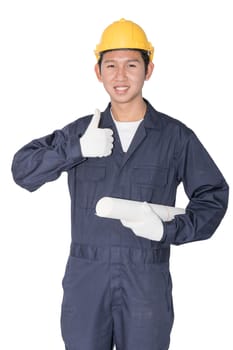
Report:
115,87,128,91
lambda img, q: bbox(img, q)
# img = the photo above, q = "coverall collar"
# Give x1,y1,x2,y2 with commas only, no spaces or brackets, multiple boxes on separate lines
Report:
101,99,162,131
100,100,162,169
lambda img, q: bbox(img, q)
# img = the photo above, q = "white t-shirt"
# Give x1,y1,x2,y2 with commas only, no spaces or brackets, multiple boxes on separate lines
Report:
112,117,143,152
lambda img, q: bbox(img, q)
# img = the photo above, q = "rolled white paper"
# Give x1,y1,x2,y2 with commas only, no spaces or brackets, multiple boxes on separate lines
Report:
96,197,185,222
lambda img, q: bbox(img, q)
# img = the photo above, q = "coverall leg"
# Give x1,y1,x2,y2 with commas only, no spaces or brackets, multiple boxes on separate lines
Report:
61,244,173,350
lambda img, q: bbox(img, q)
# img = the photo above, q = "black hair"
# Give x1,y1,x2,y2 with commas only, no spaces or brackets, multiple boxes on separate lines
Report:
97,49,150,75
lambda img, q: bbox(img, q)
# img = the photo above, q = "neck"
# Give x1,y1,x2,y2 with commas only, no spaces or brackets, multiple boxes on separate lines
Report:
111,100,147,122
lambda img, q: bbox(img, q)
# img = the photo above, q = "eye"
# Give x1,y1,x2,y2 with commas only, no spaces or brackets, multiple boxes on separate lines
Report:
106,64,115,68
128,63,137,68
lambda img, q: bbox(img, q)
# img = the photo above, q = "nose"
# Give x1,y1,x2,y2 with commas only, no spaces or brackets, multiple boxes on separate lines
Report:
115,66,127,80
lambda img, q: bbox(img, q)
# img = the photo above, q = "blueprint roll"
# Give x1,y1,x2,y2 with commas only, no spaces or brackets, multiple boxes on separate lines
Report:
96,197,185,222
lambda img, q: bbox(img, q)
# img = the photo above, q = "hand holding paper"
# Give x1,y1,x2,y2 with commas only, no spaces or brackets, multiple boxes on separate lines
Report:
96,197,185,241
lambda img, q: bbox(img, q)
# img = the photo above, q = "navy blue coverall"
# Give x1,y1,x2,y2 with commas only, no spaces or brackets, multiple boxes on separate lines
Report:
12,101,229,350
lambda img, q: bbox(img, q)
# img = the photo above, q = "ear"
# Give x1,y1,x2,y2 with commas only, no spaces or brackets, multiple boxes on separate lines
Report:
145,61,154,81
94,63,102,82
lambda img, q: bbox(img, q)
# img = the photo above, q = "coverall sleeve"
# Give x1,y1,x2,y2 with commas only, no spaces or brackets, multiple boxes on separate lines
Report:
12,121,86,192
162,130,229,245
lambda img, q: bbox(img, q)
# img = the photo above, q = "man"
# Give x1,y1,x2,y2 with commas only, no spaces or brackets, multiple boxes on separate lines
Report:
12,18,229,350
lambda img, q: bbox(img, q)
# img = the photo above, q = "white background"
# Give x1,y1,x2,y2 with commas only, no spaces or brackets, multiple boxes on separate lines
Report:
0,0,232,349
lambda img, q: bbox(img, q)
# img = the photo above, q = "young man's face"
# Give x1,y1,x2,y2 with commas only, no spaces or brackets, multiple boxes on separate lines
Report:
95,50,154,106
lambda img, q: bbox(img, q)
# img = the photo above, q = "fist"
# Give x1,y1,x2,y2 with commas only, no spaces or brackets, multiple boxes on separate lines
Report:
80,109,114,157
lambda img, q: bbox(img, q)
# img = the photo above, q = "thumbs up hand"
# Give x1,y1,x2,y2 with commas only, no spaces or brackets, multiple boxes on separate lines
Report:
80,109,114,157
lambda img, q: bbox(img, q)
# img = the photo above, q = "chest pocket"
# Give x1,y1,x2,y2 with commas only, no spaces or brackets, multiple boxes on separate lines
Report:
131,166,168,202
76,164,106,209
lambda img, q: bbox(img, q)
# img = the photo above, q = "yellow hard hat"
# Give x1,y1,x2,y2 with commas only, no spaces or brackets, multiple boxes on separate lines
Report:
94,18,154,61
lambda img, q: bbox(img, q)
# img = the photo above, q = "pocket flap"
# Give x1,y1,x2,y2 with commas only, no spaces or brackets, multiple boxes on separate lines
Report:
133,166,168,187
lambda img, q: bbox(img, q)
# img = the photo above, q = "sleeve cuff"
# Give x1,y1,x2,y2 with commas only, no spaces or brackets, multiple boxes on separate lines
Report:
67,135,86,162
161,220,176,245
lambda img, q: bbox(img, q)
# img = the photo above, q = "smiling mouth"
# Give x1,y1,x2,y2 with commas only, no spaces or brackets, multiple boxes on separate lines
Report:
114,86,129,93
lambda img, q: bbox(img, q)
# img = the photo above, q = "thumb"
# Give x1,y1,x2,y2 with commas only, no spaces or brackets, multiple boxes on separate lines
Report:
88,108,101,129
120,219,137,228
